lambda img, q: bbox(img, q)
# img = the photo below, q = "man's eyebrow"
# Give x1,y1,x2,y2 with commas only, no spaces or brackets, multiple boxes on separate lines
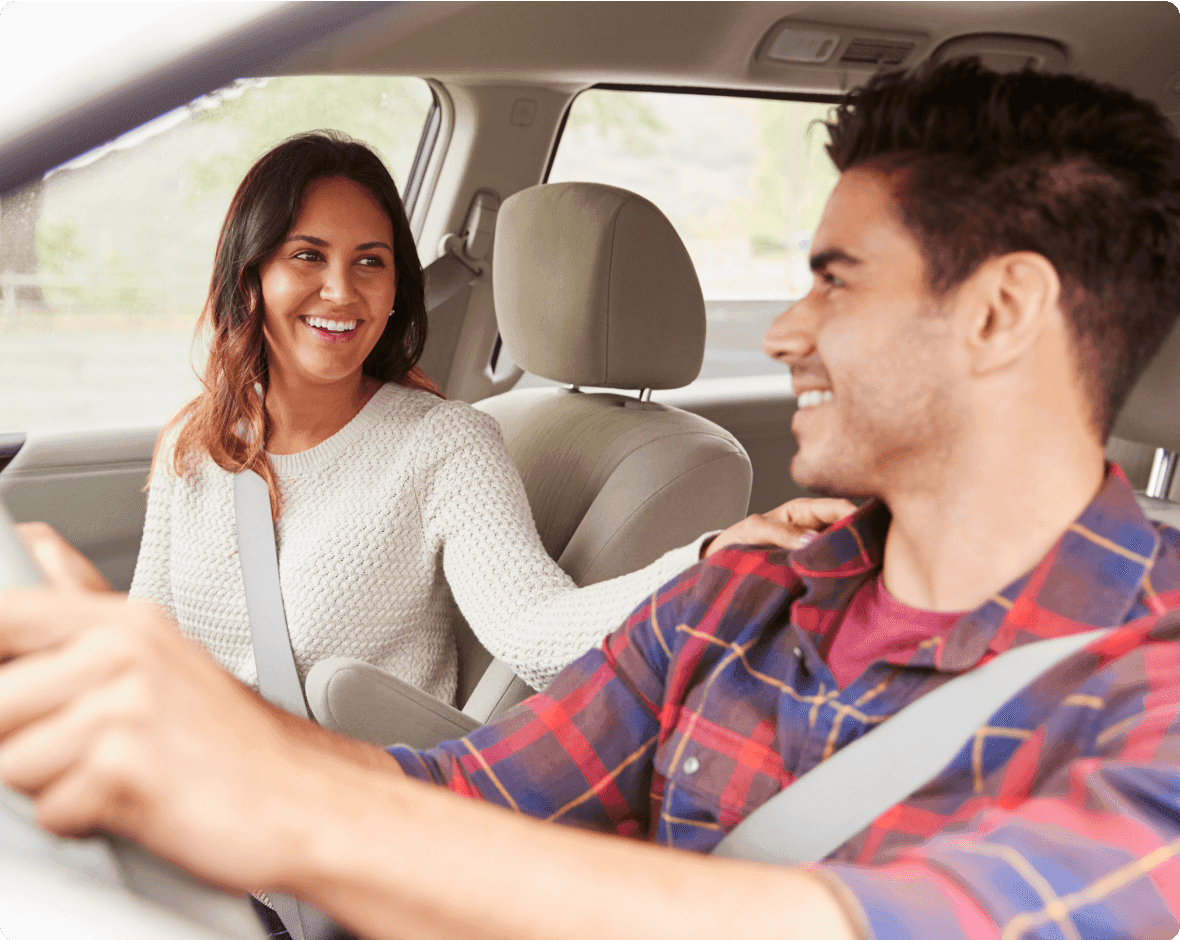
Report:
283,234,393,252
809,248,861,272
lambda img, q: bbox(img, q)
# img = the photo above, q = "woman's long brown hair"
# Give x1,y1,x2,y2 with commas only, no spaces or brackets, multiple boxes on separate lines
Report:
158,131,441,519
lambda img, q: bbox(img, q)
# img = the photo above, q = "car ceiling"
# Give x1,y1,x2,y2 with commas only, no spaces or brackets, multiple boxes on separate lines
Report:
2,1,1178,195
292,0,1180,110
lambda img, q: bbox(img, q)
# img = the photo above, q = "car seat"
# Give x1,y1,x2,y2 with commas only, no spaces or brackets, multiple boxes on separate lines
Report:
305,182,752,747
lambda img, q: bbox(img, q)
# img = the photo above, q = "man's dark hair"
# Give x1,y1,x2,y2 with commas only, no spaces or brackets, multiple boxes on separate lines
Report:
825,58,1180,436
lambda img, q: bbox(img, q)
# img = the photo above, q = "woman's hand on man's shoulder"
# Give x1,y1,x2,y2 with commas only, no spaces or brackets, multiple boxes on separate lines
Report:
703,497,859,559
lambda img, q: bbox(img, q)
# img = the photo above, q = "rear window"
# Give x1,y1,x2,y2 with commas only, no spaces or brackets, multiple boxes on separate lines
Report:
0,76,433,434
544,88,838,384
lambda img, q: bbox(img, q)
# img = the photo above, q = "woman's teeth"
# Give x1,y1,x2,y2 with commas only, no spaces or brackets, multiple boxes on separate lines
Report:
305,316,358,332
797,389,833,409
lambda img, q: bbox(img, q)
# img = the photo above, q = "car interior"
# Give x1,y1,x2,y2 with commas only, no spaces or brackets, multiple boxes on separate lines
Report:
0,0,1179,931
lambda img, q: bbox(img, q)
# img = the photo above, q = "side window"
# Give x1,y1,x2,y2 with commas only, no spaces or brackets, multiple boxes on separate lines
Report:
0,76,434,434
543,88,837,385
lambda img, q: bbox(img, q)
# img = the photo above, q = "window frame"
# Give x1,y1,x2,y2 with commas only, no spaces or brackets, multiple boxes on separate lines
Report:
542,82,842,184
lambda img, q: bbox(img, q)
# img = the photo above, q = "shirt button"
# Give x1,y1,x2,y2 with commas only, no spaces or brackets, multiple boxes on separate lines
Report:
793,646,802,657
682,756,700,775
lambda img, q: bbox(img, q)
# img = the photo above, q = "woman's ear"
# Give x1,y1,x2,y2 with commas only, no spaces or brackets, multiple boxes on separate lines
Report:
963,251,1062,376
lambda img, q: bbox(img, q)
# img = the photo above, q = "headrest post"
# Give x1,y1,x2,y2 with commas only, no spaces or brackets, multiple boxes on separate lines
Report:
1146,448,1178,499
639,389,652,402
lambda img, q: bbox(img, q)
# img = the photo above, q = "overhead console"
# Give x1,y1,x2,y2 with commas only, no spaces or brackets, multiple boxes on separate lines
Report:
751,18,930,89
751,19,1071,91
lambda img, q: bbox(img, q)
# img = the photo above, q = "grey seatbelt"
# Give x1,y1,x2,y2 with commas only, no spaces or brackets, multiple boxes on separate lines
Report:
423,249,479,308
233,470,337,940
233,469,309,720
713,627,1109,865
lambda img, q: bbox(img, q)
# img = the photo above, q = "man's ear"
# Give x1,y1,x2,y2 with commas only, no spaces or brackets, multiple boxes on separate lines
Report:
962,252,1061,376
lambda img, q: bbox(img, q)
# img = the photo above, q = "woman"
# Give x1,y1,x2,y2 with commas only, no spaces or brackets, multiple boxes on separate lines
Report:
125,131,853,702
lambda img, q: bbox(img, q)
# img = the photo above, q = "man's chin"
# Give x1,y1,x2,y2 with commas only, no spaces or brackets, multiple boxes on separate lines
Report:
790,454,876,501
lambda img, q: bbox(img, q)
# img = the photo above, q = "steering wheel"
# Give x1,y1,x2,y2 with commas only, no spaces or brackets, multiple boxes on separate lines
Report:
0,501,266,940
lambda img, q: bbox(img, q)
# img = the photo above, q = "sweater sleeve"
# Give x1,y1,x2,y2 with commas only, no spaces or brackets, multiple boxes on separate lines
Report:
127,428,179,620
414,402,709,690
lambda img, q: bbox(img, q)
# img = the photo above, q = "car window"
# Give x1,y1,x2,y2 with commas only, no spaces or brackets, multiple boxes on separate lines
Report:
0,76,434,434
538,87,838,386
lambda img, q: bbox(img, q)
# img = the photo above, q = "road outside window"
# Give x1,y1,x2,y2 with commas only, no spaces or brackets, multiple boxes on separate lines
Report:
0,76,433,434
546,89,838,383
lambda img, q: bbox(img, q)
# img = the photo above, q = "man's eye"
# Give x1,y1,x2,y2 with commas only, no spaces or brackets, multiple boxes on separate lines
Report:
819,270,845,289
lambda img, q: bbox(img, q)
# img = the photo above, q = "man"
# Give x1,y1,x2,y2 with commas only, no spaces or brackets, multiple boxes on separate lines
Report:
2,58,1180,940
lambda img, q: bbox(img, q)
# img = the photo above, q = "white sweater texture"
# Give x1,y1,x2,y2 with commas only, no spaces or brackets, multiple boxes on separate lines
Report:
129,382,705,702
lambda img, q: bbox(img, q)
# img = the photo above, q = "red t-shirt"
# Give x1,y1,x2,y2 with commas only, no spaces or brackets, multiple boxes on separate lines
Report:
824,575,966,688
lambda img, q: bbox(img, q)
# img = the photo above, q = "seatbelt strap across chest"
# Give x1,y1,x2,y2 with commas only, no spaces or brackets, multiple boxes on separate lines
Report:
234,469,340,940
233,469,309,720
712,627,1110,865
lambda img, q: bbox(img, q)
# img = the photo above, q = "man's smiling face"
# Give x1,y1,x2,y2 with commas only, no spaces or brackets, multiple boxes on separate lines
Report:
763,166,965,499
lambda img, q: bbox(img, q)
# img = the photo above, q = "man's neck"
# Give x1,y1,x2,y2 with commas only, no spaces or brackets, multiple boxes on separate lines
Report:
879,440,1106,612
264,369,379,456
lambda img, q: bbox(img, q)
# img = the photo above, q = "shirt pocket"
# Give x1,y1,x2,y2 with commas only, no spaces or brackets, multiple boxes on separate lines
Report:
654,710,790,822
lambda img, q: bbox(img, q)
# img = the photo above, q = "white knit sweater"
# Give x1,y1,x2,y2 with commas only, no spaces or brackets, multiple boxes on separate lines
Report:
129,382,705,702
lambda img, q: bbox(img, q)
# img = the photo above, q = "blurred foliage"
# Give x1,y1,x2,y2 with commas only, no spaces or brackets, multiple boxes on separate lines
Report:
748,101,838,252
564,92,666,155
36,218,87,276
35,217,88,308
186,76,434,202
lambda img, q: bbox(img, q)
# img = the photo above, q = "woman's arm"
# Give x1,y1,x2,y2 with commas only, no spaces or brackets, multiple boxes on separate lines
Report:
416,404,854,690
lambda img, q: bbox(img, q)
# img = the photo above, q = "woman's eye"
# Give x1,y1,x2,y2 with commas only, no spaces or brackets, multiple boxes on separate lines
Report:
358,256,386,268
293,250,322,262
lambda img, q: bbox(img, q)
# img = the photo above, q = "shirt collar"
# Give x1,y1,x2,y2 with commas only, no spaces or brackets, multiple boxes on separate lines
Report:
787,465,1164,672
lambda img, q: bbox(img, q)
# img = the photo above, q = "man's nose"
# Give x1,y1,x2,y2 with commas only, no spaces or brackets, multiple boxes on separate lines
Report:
762,297,816,366
320,261,360,304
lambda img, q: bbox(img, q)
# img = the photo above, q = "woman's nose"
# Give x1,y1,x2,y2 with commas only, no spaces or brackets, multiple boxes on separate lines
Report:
762,297,817,366
320,262,360,304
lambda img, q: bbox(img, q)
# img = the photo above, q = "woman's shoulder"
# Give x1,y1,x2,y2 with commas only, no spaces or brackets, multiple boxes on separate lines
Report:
373,382,499,437
149,407,225,486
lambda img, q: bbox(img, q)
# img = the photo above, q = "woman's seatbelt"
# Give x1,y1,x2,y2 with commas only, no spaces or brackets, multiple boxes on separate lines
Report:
233,469,338,940
233,469,310,719
712,627,1109,865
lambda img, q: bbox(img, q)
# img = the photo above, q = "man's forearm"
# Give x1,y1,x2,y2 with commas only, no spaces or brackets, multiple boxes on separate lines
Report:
274,765,860,940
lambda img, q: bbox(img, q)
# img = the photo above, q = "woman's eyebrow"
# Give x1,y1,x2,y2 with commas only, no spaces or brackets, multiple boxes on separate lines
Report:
283,234,392,252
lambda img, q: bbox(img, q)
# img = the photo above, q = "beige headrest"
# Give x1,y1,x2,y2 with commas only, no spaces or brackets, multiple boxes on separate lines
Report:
1111,314,1180,452
492,182,705,390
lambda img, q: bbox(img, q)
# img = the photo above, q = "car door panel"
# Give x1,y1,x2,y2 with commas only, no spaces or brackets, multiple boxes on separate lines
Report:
0,428,157,591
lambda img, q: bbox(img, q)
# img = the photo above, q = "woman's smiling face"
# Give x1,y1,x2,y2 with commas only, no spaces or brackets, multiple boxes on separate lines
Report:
258,176,397,389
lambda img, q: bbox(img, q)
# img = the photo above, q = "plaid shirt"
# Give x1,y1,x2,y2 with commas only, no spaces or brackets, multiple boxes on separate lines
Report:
390,467,1180,940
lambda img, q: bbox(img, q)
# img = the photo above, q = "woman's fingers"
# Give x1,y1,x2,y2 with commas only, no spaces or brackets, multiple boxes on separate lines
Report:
769,497,859,530
704,497,860,558
15,523,114,593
